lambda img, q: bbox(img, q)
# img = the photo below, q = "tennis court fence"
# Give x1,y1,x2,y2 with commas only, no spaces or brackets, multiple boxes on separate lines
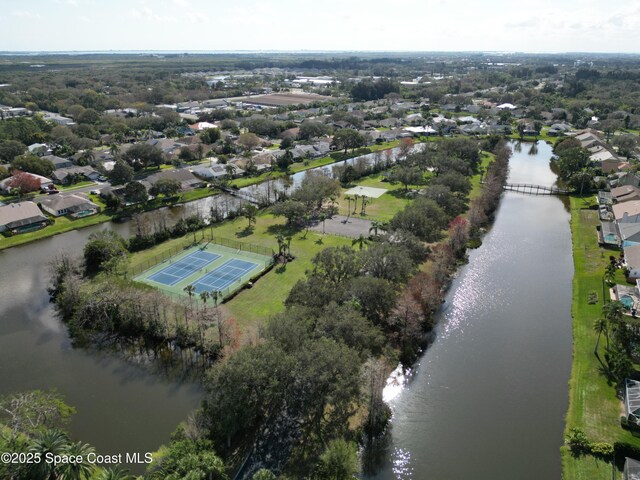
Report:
127,234,274,278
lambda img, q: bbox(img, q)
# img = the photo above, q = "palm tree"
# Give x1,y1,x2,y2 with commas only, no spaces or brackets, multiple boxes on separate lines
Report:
360,196,368,215
200,290,210,305
109,143,120,157
319,212,327,234
369,220,386,237
211,290,221,307
604,263,617,285
352,194,359,214
96,466,133,480
344,196,353,221
78,148,95,166
352,234,370,251
184,284,195,296
594,318,609,354
28,429,70,480
603,300,625,324
57,441,96,480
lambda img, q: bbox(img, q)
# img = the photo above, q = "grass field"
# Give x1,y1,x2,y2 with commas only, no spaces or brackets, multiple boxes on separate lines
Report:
127,212,353,331
335,174,411,222
563,195,640,479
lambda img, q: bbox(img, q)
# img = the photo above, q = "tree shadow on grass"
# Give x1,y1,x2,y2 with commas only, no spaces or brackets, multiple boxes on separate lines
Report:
266,224,300,237
387,189,412,200
275,263,287,274
235,226,254,238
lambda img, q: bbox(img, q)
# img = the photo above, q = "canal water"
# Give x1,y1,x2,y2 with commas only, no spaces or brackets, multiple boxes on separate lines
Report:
0,142,414,471
373,140,573,479
0,222,203,471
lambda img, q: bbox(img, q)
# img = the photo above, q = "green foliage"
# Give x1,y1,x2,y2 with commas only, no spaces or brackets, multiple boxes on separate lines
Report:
315,439,359,480
252,469,277,480
83,230,127,274
123,143,165,170
0,139,27,163
292,170,341,209
298,120,329,140
566,427,591,455
389,197,448,242
108,159,134,185
11,153,55,177
0,390,76,438
351,77,399,101
124,180,148,203
331,129,365,154
387,165,423,191
0,117,49,145
200,127,221,144
271,200,307,225
149,178,181,197
147,439,227,480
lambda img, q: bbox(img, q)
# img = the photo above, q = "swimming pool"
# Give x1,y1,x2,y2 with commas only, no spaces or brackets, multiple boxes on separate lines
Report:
621,294,635,309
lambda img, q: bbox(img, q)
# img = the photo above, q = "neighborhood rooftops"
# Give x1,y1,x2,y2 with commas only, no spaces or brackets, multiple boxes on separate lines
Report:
613,201,640,223
39,193,98,217
0,201,47,231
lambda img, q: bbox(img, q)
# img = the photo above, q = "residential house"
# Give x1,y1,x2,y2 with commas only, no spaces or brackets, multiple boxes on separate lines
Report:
51,166,100,184
39,193,99,218
618,223,640,247
142,168,205,191
625,244,640,281
0,201,48,233
547,123,572,136
573,130,606,150
192,164,232,181
0,173,53,194
611,172,640,189
614,201,640,223
612,185,640,204
42,155,74,170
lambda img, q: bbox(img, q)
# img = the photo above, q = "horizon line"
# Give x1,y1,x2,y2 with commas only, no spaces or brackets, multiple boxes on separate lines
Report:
1,49,640,56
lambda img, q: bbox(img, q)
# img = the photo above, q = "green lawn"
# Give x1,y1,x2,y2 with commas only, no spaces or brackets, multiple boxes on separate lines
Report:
336,174,411,222
127,212,352,332
0,211,112,250
58,181,96,191
469,152,494,201
562,196,640,479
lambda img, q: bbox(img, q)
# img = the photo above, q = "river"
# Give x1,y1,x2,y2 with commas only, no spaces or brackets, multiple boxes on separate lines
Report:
373,140,573,479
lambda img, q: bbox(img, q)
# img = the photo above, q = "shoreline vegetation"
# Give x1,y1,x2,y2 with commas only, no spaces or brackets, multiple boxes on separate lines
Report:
40,136,511,478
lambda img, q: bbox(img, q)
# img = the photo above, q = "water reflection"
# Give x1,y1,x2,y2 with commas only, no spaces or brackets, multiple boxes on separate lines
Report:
373,141,573,480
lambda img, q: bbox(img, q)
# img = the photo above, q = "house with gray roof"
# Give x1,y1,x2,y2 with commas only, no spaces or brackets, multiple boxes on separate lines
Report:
51,166,100,184
0,201,48,233
142,168,205,191
39,193,99,218
42,155,74,170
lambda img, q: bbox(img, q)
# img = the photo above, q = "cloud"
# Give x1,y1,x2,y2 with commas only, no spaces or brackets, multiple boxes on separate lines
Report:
12,10,42,19
505,18,540,29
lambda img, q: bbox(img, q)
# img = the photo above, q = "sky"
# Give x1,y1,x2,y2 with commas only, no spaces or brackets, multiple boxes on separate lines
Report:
1,0,640,53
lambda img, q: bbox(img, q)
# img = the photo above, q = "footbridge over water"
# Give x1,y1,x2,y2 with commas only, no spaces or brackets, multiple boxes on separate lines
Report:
504,183,570,196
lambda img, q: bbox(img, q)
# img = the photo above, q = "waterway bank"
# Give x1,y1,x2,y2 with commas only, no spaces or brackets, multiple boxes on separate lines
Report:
562,196,640,479
371,140,573,479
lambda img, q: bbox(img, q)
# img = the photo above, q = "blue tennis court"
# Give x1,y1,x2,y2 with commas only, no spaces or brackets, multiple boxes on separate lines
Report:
192,259,259,293
148,250,220,286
